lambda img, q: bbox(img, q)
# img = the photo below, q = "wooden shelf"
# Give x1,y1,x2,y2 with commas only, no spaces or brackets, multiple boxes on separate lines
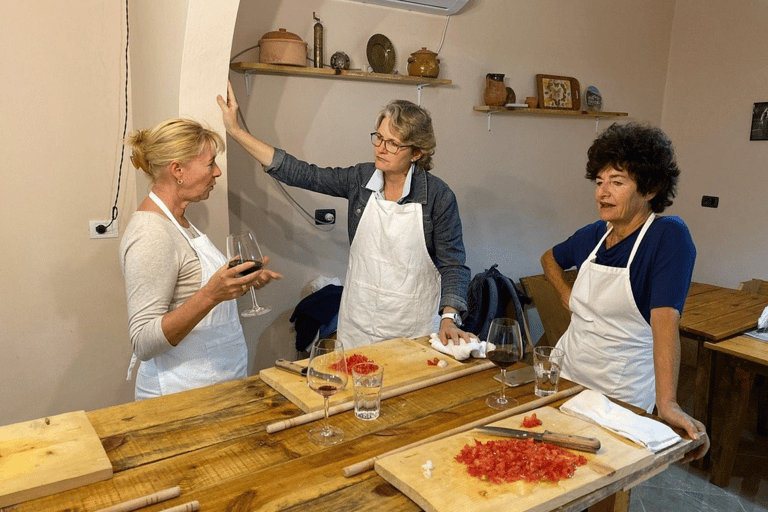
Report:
474,105,628,131
474,106,628,118
231,62,452,86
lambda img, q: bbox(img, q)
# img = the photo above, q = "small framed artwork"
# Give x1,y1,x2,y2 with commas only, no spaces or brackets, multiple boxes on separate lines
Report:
750,102,768,141
536,74,581,110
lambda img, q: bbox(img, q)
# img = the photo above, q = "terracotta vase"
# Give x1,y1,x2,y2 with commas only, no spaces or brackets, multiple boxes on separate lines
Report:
484,73,507,106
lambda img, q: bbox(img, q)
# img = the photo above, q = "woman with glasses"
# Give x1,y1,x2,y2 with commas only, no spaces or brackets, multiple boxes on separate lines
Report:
218,81,470,348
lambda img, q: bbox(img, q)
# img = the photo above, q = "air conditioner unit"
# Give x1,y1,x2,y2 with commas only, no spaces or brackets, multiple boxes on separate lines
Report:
348,0,469,16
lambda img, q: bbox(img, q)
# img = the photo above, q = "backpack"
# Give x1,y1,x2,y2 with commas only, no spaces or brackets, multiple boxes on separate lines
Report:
463,264,531,345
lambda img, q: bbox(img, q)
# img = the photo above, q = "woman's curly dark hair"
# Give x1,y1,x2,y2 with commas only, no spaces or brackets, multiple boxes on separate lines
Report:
586,122,680,213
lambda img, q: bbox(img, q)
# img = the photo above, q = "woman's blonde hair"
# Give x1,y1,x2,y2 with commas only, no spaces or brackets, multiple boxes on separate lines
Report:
375,100,436,171
126,118,224,182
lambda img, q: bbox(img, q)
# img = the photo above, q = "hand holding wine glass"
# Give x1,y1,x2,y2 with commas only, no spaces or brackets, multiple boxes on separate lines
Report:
307,339,348,446
485,318,523,410
226,231,271,317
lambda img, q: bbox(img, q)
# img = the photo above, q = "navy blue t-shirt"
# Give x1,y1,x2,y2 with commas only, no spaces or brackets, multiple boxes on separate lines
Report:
552,216,696,323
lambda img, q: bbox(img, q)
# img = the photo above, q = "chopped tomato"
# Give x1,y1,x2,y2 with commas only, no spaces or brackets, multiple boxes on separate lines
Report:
329,353,372,374
455,438,587,484
521,413,542,428
427,357,440,366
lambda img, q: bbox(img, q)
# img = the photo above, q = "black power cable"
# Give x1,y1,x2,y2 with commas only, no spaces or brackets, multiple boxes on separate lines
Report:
97,0,129,234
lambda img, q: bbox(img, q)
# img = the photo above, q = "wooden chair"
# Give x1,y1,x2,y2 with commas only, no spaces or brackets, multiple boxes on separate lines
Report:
520,271,577,347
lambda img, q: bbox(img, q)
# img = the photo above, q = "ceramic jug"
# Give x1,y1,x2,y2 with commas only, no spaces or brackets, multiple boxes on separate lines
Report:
484,73,507,106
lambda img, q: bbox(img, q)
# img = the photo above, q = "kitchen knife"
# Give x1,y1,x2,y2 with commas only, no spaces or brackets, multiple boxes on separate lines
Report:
275,359,307,376
476,426,601,453
274,359,344,385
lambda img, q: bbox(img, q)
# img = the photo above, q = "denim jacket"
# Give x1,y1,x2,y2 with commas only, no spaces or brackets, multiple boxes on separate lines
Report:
266,149,470,315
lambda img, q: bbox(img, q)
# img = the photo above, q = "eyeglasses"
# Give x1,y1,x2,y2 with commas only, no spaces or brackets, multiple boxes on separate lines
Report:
370,132,409,154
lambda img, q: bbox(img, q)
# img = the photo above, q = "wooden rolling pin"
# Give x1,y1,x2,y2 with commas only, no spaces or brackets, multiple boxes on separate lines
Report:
266,359,496,433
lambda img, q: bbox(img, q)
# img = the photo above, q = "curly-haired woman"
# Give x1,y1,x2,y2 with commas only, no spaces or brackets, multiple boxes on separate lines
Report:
541,122,708,458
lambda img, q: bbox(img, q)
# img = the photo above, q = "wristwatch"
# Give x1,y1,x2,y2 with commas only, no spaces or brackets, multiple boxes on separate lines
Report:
441,312,462,327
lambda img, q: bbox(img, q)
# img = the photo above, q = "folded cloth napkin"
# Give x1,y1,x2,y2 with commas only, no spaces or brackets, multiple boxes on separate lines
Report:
560,389,682,453
758,305,768,330
429,333,494,360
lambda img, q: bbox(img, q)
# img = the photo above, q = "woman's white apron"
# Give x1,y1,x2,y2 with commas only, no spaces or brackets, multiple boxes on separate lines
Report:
128,192,247,400
337,194,441,348
556,213,656,412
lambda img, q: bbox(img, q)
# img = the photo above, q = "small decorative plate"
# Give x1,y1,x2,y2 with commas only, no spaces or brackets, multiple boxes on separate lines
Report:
366,34,395,74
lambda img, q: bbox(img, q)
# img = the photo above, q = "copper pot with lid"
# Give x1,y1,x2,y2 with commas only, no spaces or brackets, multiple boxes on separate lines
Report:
258,28,308,67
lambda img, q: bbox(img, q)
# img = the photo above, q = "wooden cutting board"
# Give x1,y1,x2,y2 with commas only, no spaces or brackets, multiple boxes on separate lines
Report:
375,406,655,512
0,410,113,507
260,337,487,413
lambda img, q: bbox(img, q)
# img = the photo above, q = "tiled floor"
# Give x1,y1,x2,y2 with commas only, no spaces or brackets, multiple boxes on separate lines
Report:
628,365,768,512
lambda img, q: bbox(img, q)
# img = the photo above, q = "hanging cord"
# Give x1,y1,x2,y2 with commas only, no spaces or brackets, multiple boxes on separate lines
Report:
435,15,451,56
228,50,334,230
98,0,129,233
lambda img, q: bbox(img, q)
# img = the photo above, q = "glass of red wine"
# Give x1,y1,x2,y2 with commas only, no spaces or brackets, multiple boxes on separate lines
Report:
485,317,523,410
306,338,348,446
226,231,271,316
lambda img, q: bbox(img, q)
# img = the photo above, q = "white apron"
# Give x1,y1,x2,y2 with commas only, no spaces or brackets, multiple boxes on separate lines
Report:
128,192,248,400
556,213,656,412
337,194,441,348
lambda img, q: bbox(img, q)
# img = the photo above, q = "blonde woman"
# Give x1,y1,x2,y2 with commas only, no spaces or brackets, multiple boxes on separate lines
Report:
120,118,281,400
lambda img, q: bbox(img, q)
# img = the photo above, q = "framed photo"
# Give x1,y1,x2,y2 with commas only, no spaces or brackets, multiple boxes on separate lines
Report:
536,74,581,110
750,102,768,141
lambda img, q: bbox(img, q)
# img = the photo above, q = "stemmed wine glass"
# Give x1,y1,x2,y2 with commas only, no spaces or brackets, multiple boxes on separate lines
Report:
226,231,271,317
485,318,523,410
307,338,348,446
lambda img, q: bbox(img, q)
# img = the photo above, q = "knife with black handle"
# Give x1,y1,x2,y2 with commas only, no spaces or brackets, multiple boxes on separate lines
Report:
274,359,344,385
275,359,308,376
477,425,601,453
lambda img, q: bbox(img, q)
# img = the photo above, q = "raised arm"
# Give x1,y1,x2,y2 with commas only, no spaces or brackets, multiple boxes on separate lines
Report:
217,80,275,167
541,248,572,313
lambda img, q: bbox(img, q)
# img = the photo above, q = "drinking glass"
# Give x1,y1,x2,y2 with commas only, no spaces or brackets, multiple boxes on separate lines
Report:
306,338,348,446
226,231,271,316
485,318,523,410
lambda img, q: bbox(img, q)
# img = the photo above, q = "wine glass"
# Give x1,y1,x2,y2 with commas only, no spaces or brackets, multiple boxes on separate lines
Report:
307,338,348,446
226,231,271,316
485,318,523,410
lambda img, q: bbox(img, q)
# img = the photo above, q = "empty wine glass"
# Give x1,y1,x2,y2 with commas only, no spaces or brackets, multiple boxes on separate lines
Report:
485,318,523,410
307,338,348,446
226,231,271,317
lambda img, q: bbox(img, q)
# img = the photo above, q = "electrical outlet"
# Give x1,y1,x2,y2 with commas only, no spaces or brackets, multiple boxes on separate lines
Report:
315,209,336,225
89,220,118,239
701,195,719,208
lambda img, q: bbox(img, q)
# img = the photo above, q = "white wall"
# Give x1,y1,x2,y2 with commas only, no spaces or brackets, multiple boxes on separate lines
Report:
663,0,768,287
227,0,676,371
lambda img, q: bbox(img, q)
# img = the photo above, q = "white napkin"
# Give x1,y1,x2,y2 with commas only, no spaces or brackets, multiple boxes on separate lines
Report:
758,305,768,329
429,333,494,360
560,390,681,453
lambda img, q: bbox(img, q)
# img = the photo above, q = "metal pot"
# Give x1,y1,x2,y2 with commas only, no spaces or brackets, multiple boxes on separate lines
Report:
258,28,307,67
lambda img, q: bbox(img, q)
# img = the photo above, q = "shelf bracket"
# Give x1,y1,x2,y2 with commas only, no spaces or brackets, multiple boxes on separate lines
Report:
416,84,427,106
487,111,494,131
244,72,253,96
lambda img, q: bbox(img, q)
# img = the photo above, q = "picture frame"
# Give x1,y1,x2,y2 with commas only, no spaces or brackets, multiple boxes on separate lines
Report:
536,74,581,111
750,102,768,141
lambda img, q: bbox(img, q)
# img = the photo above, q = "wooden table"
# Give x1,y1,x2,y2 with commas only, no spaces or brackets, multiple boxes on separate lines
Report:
703,334,768,487
5,358,703,512
679,282,768,471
